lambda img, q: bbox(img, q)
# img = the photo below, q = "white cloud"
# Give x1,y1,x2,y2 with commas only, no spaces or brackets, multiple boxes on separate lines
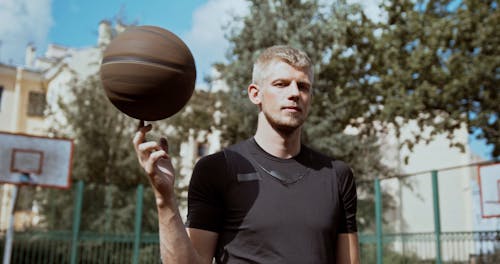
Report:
0,0,54,66
182,0,248,85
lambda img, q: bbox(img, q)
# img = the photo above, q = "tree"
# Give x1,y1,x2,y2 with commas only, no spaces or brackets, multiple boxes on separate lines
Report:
218,0,500,159
215,0,397,232
35,72,158,232
332,0,500,156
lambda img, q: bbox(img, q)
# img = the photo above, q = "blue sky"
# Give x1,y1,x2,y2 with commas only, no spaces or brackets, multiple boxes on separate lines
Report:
0,0,248,83
47,0,225,82
49,0,206,47
0,0,494,159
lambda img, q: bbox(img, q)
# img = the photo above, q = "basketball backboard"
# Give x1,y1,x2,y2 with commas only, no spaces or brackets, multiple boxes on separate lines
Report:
0,132,73,189
478,163,500,218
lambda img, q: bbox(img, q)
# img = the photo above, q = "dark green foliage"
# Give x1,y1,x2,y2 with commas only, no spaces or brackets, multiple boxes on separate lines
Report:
163,89,224,144
217,0,500,156
50,76,145,186
368,0,499,156
360,244,426,264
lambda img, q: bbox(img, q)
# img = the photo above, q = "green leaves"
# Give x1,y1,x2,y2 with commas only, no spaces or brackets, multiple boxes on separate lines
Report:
372,0,499,156
50,75,144,186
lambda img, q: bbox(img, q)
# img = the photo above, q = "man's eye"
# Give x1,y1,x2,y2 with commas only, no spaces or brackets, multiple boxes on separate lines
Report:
274,82,286,87
299,84,310,91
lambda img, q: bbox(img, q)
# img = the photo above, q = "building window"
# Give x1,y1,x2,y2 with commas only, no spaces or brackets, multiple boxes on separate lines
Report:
27,92,46,117
0,86,3,111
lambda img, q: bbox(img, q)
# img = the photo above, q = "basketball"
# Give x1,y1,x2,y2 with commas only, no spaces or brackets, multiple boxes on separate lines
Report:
100,25,196,121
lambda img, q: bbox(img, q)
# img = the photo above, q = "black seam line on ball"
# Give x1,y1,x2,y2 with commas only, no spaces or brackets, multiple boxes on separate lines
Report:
102,56,194,72
134,27,189,53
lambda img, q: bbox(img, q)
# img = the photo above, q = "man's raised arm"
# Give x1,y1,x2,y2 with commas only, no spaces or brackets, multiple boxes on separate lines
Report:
133,122,217,264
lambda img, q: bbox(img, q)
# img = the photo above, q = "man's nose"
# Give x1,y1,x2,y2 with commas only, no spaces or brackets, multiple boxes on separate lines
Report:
288,81,300,99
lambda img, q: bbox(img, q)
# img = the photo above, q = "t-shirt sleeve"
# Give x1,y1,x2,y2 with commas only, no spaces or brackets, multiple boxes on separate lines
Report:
335,160,358,233
185,151,226,233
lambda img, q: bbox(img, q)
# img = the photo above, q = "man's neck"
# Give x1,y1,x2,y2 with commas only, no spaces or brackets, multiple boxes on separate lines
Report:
253,113,302,159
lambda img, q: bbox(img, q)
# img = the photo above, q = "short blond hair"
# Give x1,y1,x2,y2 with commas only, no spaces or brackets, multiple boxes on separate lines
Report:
252,45,313,85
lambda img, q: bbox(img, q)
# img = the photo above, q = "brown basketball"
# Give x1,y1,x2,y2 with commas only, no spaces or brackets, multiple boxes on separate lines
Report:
100,25,196,121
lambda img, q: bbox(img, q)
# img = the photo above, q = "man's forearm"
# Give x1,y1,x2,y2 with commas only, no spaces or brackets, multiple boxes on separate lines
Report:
157,201,202,264
336,233,360,264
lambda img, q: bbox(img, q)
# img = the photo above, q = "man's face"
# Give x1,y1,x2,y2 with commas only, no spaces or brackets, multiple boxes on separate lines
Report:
257,60,312,133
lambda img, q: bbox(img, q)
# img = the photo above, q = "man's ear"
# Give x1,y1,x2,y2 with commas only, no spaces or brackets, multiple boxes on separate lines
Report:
248,83,262,105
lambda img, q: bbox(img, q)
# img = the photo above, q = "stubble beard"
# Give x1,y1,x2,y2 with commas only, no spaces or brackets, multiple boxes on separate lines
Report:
263,108,306,135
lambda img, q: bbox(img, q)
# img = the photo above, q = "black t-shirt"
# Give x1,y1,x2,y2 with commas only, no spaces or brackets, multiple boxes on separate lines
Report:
186,138,357,264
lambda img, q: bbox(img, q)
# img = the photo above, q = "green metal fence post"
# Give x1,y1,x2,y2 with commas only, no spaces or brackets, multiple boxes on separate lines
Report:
132,184,144,264
375,177,383,264
431,170,442,264
70,180,84,264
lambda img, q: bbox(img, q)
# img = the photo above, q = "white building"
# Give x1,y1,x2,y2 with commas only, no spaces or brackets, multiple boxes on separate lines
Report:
377,121,497,261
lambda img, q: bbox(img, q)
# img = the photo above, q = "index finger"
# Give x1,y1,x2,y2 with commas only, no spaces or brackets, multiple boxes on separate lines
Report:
137,120,145,131
133,120,152,147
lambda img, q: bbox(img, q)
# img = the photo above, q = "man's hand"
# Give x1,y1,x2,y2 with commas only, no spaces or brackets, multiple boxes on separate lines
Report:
133,120,176,207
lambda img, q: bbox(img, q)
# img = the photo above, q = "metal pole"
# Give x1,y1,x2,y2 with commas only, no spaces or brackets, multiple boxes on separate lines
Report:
49,190,55,229
132,184,144,264
398,177,406,257
3,185,19,264
103,186,111,262
431,170,442,264
105,187,112,233
375,177,383,264
70,180,84,264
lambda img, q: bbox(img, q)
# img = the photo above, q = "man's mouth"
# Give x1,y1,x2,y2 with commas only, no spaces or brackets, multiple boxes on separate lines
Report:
282,106,302,112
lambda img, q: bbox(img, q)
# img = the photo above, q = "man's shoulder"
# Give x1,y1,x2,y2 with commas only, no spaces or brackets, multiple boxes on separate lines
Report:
195,139,251,168
195,150,226,170
303,144,331,159
224,138,252,152
191,151,229,187
302,144,335,164
302,145,352,174
198,149,225,160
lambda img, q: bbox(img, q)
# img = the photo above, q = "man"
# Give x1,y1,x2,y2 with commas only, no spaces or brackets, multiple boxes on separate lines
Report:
133,46,360,263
